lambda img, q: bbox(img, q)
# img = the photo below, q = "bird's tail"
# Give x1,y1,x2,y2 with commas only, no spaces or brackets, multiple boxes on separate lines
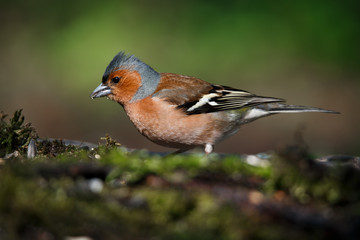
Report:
242,103,339,123
265,104,339,114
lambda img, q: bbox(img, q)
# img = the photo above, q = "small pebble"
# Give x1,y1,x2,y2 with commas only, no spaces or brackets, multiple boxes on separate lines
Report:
27,138,37,159
4,151,20,159
246,154,270,167
64,237,93,240
88,178,104,193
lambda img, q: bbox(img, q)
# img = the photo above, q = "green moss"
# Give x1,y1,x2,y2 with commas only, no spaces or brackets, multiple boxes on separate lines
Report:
266,144,360,205
1,110,360,239
0,110,37,157
0,143,272,239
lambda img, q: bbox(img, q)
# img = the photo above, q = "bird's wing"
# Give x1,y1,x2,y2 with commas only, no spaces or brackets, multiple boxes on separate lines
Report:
153,73,284,115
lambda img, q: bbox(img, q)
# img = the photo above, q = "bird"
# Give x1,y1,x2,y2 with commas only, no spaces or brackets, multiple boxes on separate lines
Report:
90,51,338,154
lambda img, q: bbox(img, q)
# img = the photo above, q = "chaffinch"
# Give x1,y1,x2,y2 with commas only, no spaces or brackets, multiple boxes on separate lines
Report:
90,51,338,154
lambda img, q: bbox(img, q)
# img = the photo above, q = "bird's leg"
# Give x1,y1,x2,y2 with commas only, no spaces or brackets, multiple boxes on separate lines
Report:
169,148,191,155
204,143,213,155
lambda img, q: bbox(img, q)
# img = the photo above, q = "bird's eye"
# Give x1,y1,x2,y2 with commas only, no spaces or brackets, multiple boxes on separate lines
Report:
112,76,121,83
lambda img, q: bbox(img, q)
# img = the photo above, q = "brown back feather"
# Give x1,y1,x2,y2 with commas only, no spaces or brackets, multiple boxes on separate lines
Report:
152,73,213,105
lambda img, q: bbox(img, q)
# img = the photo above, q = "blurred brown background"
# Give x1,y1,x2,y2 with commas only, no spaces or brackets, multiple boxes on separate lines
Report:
1,0,359,155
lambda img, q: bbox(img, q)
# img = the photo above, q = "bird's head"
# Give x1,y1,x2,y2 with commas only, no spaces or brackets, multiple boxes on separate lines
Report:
90,51,160,104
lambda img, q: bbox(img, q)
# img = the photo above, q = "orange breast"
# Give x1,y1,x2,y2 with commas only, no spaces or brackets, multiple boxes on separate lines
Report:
123,97,223,148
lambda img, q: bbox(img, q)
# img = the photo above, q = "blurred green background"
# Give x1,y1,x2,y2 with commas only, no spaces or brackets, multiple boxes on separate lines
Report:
1,0,359,154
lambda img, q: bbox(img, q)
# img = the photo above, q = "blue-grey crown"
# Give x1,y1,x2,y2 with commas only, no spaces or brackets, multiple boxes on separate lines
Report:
103,51,160,102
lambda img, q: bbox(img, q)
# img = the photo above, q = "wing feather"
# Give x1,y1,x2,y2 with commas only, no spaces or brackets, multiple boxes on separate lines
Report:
153,73,284,115
179,85,284,115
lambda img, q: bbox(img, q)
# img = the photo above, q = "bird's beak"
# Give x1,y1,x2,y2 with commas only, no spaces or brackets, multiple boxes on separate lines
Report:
90,83,112,99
